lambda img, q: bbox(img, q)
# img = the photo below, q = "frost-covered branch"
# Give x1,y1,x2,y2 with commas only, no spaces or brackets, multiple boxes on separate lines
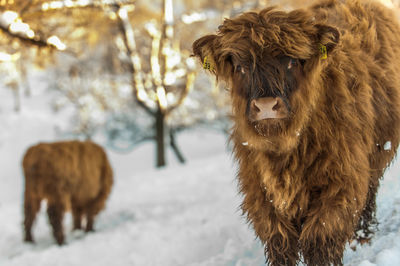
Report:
114,0,195,118
114,4,155,116
37,0,136,12
0,10,66,50
166,71,196,114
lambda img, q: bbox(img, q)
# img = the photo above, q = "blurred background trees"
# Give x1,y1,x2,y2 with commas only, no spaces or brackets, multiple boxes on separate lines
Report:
1,0,396,167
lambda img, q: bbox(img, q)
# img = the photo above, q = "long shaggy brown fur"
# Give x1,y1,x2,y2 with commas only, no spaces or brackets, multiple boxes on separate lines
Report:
23,140,113,245
192,0,400,265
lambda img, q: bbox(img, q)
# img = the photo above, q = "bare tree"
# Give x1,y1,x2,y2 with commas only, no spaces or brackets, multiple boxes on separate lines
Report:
0,0,238,167
114,0,196,167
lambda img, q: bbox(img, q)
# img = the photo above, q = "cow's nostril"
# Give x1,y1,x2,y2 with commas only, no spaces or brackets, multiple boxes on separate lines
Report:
251,100,261,113
272,100,280,111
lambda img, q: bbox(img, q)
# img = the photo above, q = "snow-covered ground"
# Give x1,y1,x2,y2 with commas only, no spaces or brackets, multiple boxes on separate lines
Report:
1,74,400,266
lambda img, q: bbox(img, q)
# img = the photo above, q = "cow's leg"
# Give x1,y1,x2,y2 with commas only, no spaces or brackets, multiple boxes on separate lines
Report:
300,184,368,265
85,212,95,232
300,217,348,265
47,200,66,245
241,182,299,265
24,193,41,243
355,177,379,243
71,201,83,230
262,217,300,266
356,146,391,243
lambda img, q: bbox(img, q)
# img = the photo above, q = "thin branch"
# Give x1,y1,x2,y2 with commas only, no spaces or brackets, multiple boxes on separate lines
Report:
169,129,186,163
0,10,76,54
107,135,155,154
31,0,136,13
166,71,195,114
0,23,51,48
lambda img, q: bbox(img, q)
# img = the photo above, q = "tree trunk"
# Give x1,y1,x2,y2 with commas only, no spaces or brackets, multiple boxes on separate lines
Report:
19,56,31,97
170,130,185,164
10,82,20,112
155,107,166,167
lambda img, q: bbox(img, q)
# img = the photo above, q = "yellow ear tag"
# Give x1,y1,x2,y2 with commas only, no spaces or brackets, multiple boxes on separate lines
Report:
319,44,327,59
203,56,214,71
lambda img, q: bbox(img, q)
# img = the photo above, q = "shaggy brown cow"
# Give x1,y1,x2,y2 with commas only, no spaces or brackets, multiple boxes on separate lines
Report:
23,140,113,245
193,0,400,265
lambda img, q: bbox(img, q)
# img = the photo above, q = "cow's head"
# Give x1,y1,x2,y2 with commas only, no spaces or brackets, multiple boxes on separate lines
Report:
193,7,340,153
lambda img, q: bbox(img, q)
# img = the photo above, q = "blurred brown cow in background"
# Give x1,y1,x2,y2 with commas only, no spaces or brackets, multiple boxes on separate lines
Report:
193,0,400,265
23,140,113,245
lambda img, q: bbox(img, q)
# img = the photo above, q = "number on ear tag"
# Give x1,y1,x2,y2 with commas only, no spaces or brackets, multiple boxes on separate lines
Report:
203,56,214,70
319,44,327,60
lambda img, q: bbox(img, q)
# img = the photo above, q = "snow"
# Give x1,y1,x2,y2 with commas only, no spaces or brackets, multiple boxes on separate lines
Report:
1,74,400,265
384,141,392,151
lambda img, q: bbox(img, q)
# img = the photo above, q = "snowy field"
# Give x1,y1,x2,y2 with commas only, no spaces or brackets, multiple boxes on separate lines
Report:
1,75,400,266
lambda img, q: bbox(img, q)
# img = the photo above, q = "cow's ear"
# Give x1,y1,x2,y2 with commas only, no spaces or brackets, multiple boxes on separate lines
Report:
315,24,340,53
192,35,218,72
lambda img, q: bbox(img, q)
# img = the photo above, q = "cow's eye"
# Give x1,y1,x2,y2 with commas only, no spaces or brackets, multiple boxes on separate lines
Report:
236,65,245,74
287,58,297,70
278,56,299,71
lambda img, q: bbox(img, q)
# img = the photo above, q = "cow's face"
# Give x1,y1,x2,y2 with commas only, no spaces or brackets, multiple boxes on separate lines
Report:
230,52,301,122
193,8,339,152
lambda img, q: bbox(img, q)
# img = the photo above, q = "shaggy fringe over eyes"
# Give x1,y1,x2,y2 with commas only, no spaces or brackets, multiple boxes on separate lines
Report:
217,7,317,59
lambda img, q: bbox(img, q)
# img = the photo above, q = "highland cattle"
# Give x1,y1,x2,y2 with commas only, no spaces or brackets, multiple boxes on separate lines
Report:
23,140,113,245
193,0,400,264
